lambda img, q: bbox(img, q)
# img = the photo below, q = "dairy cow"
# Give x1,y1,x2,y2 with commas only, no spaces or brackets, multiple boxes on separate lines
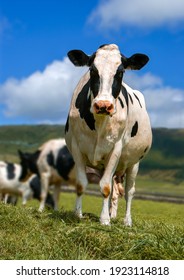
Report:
65,44,152,225
18,138,75,211
0,161,32,205
0,161,54,208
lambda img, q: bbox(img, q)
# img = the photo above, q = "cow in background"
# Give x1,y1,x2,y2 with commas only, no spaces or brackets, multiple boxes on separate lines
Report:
0,161,54,208
65,43,152,225
0,161,33,205
18,138,75,212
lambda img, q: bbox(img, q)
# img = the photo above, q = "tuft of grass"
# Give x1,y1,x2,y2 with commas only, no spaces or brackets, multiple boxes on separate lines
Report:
0,193,184,260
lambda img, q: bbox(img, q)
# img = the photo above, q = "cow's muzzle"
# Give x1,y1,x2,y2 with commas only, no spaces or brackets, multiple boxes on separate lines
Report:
93,100,114,115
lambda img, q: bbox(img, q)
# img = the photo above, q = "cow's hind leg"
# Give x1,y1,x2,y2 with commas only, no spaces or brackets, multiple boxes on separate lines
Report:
53,183,61,211
39,173,49,212
74,165,88,218
110,175,124,219
124,163,139,226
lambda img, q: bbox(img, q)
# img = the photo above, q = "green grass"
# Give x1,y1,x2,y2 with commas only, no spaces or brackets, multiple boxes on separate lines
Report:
0,193,184,260
136,176,184,196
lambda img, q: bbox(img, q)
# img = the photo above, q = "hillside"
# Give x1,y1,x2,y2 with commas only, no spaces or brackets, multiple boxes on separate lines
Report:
0,125,184,183
141,128,184,183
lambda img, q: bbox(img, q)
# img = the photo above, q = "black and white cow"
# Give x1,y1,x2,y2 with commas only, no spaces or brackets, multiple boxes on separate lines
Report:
0,161,33,204
0,161,54,208
18,138,75,211
65,44,152,225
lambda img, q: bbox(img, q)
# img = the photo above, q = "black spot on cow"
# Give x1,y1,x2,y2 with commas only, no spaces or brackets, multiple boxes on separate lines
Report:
30,176,55,209
30,151,40,173
121,85,129,108
47,146,75,181
75,81,95,130
47,151,55,167
128,93,133,104
30,175,41,200
131,121,138,137
139,146,150,161
144,146,149,153
65,115,69,133
6,163,15,180
112,64,124,99
133,92,142,108
90,65,100,98
56,146,75,180
18,150,41,180
118,97,124,109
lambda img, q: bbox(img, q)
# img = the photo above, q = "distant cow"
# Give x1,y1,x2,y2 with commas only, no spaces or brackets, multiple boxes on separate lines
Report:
65,44,152,225
0,161,54,208
18,138,75,211
0,161,33,205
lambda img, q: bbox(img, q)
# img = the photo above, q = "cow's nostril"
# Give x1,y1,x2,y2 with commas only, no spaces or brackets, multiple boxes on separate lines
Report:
94,103,99,110
107,104,113,111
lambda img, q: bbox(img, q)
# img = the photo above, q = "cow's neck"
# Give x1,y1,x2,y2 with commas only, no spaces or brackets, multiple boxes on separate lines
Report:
89,113,125,167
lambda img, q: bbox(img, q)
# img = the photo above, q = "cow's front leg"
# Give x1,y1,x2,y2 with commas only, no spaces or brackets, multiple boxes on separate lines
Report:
100,181,112,226
100,141,122,225
124,163,139,226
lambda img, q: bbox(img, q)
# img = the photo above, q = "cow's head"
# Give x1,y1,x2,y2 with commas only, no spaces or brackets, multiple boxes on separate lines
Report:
68,44,149,116
18,150,40,182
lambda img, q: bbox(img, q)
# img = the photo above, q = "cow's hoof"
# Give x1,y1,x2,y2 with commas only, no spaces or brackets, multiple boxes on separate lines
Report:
100,219,111,226
75,211,83,219
124,217,132,227
110,211,117,219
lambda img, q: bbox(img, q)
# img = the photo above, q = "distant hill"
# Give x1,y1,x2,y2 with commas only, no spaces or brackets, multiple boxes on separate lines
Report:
141,128,184,183
0,125,183,183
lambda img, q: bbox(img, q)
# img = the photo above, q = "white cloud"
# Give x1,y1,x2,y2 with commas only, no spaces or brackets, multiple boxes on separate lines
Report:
0,58,183,128
124,72,184,128
0,57,87,124
88,0,184,30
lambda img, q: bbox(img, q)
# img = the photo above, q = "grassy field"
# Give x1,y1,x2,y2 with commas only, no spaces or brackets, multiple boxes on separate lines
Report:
0,125,184,260
0,192,184,260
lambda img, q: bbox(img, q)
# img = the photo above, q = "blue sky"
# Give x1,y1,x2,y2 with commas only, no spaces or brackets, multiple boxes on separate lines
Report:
0,0,184,128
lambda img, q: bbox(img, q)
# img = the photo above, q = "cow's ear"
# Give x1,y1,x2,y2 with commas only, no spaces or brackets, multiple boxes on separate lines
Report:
67,50,90,66
122,53,149,70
